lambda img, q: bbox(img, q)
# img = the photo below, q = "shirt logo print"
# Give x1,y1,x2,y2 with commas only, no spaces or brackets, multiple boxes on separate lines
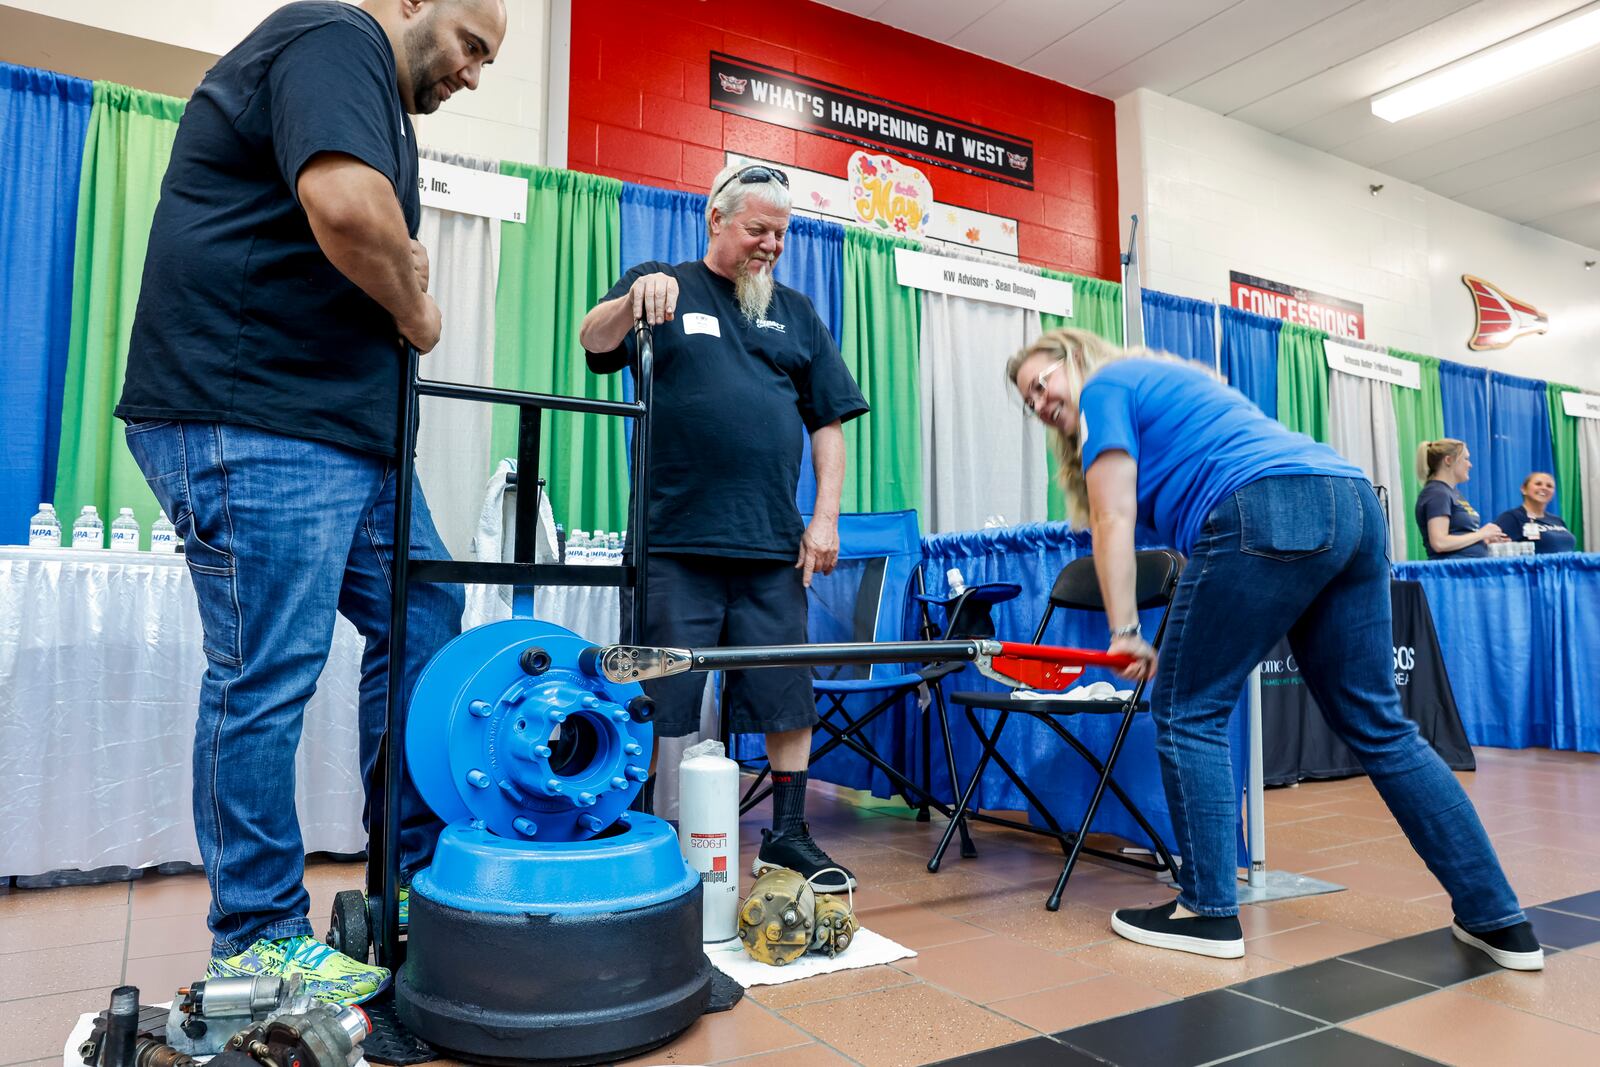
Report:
755,318,787,332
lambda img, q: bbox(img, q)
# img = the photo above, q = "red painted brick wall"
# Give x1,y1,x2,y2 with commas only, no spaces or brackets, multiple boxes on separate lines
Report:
569,0,1120,279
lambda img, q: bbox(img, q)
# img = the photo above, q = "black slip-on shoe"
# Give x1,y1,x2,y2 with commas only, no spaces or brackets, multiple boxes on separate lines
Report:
1112,900,1245,959
754,823,857,892
1452,920,1544,971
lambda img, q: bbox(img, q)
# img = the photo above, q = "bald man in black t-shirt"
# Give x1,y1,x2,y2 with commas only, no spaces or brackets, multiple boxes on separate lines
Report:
115,0,505,1002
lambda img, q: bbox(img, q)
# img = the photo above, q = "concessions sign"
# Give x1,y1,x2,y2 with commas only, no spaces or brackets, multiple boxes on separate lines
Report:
1230,271,1365,340
709,52,1035,189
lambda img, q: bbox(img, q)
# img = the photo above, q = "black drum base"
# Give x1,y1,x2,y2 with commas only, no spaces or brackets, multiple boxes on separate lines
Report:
395,881,713,1065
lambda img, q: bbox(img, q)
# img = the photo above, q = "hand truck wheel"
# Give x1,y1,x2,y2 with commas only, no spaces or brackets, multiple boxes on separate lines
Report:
326,888,372,962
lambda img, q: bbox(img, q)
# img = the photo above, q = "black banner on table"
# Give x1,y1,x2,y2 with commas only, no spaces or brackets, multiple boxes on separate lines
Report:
708,53,1036,189
1259,580,1473,785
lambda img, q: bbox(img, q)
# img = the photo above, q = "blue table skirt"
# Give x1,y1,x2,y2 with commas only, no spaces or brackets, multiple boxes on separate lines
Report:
1392,553,1600,753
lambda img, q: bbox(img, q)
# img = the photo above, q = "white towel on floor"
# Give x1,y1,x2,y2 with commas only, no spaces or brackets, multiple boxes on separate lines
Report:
704,927,915,988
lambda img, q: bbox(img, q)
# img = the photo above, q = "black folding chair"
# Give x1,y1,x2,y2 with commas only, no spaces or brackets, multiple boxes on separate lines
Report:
929,549,1184,910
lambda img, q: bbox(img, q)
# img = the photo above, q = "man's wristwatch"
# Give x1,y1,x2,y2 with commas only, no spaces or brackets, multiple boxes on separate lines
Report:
1109,623,1142,639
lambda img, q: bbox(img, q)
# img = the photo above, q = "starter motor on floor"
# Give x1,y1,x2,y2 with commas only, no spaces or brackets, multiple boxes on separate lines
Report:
737,866,859,966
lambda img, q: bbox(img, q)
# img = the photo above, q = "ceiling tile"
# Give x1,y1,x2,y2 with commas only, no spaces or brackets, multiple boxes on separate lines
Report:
1175,0,1478,116
1022,0,1235,89
947,0,1119,66
859,0,1008,42
1455,151,1600,220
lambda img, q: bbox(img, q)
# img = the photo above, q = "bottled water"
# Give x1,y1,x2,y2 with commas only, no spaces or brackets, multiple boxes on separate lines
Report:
606,531,622,562
72,505,104,550
28,503,61,548
554,523,566,564
110,507,141,551
946,567,967,597
568,530,591,564
150,510,179,553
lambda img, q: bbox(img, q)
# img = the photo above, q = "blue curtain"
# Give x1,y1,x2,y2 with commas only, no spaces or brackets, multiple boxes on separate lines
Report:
1219,306,1279,418
1142,289,1216,368
921,523,1249,861
1488,371,1556,519
1439,360,1493,520
0,62,92,541
617,183,707,413
1394,555,1600,752
773,213,845,513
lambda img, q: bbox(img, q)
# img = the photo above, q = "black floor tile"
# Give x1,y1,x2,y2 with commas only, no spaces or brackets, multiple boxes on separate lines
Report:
1216,1026,1448,1066
1055,989,1318,1067
1542,889,1600,922
927,1035,1106,1066
1338,927,1501,987
1228,957,1433,1024
1527,906,1600,949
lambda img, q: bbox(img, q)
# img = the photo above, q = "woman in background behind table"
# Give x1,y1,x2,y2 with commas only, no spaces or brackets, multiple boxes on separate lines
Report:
1415,439,1506,559
1493,472,1578,554
1008,328,1541,970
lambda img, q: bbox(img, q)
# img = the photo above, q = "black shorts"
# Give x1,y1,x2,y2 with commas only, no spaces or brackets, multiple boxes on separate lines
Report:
619,553,815,739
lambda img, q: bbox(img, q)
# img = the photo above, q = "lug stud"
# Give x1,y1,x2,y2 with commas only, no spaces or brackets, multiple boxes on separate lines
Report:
466,769,490,789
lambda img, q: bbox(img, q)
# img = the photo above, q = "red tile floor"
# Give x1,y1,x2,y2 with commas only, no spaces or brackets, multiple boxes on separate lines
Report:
2,746,1598,1066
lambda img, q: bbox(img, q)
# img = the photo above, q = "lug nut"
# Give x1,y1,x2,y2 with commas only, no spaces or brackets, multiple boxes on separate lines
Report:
611,776,627,791
580,814,604,832
519,647,552,675
512,817,538,837
578,791,597,806
466,769,490,789
469,700,492,718
626,765,649,781
534,744,552,758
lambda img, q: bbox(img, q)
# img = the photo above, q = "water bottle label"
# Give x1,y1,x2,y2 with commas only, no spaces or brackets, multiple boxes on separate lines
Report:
29,524,58,547
150,530,179,553
111,528,140,551
73,527,101,549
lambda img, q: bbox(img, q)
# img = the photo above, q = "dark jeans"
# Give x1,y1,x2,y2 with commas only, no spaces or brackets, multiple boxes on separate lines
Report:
125,420,463,955
1153,475,1524,931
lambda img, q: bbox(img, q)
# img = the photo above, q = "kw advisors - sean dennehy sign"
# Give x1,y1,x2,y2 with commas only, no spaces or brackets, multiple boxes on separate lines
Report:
709,53,1035,189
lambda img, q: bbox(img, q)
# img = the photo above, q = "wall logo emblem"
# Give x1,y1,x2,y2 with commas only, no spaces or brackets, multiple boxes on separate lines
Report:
1007,152,1030,171
717,73,748,95
1463,274,1548,351
850,152,932,236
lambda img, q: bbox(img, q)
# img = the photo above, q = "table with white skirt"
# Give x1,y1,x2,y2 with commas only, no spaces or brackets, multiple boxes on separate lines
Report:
0,546,621,880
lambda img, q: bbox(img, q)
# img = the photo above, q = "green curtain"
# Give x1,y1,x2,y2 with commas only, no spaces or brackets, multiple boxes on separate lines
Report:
1040,270,1124,520
491,164,625,533
1547,382,1587,551
52,83,184,547
839,228,921,513
1276,322,1330,443
1387,349,1445,562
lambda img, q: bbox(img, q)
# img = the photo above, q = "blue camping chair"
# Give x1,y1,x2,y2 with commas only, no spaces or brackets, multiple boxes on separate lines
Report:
732,510,976,857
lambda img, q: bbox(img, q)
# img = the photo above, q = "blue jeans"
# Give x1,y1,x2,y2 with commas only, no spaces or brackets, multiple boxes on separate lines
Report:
1153,474,1524,932
125,421,464,956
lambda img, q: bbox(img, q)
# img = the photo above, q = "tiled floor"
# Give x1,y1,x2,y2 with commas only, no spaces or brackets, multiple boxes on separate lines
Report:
3,746,1598,1066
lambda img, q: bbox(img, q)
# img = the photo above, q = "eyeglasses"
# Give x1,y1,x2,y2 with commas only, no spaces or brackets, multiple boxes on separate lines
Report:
711,165,790,201
1023,359,1065,419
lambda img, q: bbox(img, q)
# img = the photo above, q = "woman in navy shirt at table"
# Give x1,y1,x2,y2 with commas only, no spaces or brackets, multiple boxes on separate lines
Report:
1493,472,1578,554
1008,328,1540,970
1414,439,1506,559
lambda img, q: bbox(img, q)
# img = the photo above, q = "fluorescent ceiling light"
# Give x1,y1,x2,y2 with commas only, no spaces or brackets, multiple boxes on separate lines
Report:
1371,2,1600,122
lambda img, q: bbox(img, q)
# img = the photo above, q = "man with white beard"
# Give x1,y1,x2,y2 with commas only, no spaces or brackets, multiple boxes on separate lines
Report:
579,163,868,891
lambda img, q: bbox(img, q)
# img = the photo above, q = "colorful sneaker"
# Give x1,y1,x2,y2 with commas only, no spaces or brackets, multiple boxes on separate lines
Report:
362,885,409,926
207,935,392,1005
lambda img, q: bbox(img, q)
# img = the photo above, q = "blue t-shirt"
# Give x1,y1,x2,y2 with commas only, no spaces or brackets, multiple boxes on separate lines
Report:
1415,480,1487,559
1492,505,1578,554
117,2,419,456
1076,359,1364,554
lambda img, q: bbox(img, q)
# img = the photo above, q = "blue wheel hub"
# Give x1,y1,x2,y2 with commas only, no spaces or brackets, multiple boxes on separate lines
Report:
406,619,652,841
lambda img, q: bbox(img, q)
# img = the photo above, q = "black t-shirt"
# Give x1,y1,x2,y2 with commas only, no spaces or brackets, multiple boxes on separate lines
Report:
1492,505,1578,554
1415,479,1488,559
116,2,419,456
587,260,869,559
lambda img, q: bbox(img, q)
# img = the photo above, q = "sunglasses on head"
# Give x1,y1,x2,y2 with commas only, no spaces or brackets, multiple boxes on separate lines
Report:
711,165,790,201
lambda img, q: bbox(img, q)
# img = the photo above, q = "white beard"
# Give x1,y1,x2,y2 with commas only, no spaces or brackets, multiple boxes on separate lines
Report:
735,263,775,323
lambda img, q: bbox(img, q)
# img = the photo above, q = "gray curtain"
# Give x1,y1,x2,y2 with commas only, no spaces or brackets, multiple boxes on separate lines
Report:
918,252,1050,533
1580,414,1600,552
415,149,501,560
1328,368,1408,560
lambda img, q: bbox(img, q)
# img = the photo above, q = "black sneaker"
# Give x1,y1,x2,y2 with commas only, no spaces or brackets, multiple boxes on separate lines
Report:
1452,920,1544,971
754,823,857,893
1111,900,1245,959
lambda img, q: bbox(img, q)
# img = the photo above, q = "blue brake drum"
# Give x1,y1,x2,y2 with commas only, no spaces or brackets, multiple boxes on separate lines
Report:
406,619,652,842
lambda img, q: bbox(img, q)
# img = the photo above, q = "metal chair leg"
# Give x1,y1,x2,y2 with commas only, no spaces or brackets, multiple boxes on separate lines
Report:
929,709,1007,872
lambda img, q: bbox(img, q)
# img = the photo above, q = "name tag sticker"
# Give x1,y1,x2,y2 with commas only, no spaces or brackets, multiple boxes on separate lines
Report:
682,313,721,338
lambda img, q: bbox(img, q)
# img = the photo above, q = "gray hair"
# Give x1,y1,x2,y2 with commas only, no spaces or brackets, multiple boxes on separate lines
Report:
705,163,791,237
